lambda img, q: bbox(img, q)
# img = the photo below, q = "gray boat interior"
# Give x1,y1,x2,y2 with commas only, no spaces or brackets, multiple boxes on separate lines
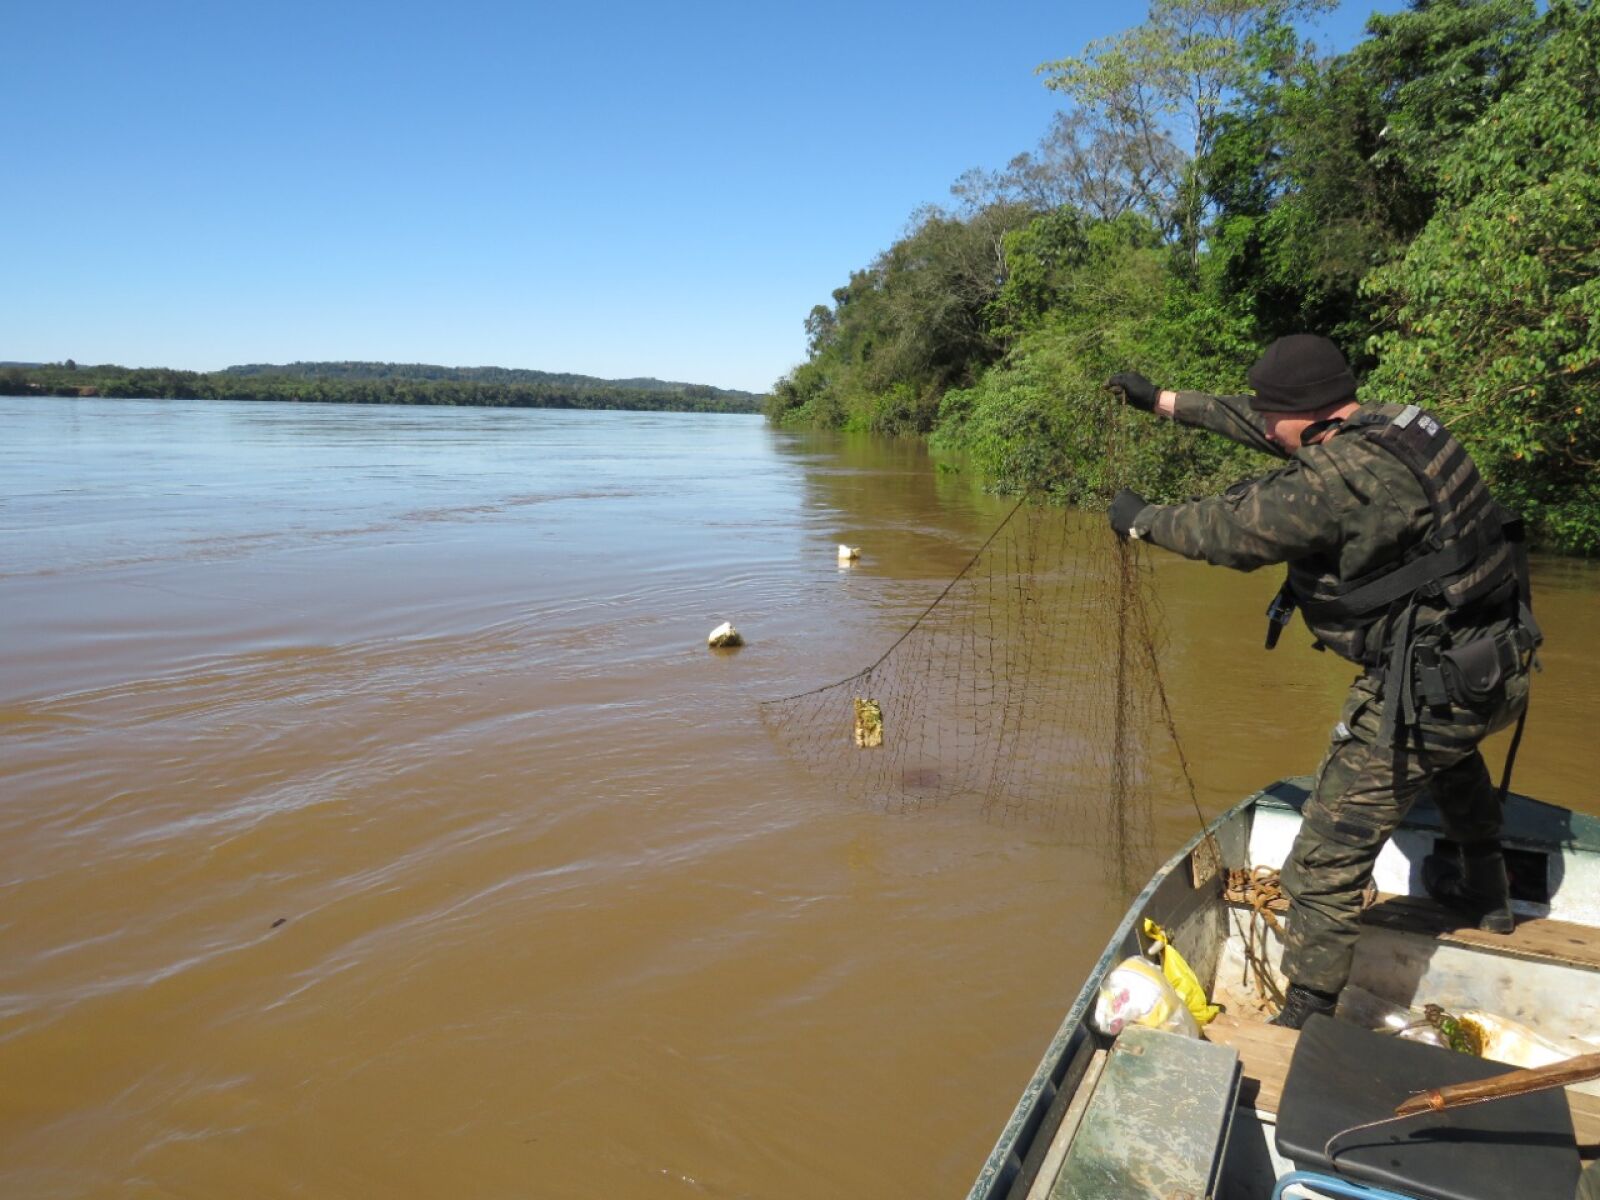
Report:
969,778,1600,1200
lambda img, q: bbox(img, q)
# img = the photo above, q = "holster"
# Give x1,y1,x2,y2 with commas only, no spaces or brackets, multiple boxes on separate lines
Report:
1440,628,1530,706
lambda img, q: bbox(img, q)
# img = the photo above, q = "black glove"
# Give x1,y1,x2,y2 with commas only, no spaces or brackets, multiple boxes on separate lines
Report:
1108,488,1152,540
1105,371,1158,413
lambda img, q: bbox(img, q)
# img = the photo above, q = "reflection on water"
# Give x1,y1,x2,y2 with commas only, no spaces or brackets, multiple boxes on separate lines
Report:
1,396,1596,1198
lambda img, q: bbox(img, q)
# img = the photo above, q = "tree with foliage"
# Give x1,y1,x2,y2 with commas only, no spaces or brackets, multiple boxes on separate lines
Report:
1362,0,1600,551
952,109,1185,225
773,0,1597,552
766,200,1040,433
1038,0,1335,260
1202,0,1539,349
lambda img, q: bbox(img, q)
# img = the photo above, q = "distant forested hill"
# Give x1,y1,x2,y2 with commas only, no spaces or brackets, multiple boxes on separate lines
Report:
3,360,763,414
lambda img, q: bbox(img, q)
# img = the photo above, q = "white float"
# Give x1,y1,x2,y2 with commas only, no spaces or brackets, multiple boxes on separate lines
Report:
707,621,744,649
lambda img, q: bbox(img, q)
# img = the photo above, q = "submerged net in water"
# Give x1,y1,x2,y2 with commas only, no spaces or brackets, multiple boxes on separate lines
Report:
761,495,1200,891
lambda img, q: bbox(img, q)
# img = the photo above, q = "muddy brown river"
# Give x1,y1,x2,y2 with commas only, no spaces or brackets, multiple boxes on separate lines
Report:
2,396,1596,1198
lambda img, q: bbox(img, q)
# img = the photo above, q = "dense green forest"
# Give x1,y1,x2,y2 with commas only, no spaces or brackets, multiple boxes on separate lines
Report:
2,361,762,415
767,0,1599,553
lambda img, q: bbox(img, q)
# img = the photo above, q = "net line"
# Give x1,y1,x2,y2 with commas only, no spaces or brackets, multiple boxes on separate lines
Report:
760,402,1220,893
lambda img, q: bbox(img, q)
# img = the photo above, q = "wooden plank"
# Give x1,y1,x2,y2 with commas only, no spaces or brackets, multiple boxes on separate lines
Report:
1204,1013,1600,1163
1223,891,1600,973
1360,894,1600,972
1204,1013,1296,1114
1576,1092,1600,1164
1024,1049,1106,1200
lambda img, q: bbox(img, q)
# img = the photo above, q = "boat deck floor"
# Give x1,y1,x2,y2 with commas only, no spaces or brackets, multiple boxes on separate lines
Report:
1208,890,1600,1166
1204,1013,1600,1165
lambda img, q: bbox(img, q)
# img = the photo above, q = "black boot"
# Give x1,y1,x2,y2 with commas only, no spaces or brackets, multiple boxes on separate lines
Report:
1270,983,1339,1030
1423,841,1515,934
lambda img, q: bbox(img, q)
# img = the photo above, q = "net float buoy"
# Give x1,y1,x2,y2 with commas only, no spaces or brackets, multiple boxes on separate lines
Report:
708,621,744,649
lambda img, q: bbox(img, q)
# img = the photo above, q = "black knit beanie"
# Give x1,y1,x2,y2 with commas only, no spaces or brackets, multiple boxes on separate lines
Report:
1247,335,1357,412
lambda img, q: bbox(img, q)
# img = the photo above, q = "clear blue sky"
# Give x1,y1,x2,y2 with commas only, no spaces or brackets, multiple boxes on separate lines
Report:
5,0,1399,394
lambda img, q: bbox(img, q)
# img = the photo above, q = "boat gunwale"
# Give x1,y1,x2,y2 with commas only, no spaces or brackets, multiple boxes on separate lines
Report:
963,782,1273,1200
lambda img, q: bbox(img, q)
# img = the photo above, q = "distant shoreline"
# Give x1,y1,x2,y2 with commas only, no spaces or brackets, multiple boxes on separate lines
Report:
0,360,765,416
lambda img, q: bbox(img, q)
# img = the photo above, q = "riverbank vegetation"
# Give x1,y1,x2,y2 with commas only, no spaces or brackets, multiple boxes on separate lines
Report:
2,361,762,414
766,0,1599,553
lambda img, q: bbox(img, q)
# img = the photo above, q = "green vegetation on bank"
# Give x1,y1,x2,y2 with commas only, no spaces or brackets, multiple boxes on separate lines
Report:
2,361,762,415
767,0,1600,553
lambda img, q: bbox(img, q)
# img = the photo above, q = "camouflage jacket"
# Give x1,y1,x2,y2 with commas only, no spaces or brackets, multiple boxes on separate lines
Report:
1132,392,1517,665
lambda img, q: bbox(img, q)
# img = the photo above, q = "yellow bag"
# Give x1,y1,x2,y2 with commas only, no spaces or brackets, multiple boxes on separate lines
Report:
1142,918,1219,1027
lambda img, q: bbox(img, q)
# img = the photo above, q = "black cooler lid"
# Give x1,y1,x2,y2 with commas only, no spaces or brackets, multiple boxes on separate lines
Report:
1275,1015,1580,1200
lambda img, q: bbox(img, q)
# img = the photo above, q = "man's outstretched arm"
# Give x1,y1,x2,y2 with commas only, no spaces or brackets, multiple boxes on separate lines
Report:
1107,371,1283,459
1136,460,1345,571
1166,390,1283,459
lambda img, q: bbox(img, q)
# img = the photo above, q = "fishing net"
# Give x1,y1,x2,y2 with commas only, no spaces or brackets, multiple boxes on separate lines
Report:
760,418,1209,892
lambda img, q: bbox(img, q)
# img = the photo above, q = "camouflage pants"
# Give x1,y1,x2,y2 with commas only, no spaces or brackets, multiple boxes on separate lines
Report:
1279,666,1530,995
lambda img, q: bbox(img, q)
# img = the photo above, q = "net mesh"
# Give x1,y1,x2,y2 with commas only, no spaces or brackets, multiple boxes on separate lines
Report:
761,499,1200,893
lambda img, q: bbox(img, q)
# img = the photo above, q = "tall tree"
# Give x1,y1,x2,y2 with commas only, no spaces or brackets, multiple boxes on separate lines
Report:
1362,0,1600,550
951,110,1185,225
1038,0,1335,260
1199,0,1537,347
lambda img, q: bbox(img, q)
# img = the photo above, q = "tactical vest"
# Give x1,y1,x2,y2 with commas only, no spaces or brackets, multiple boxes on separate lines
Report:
1277,403,1523,665
1264,403,1539,749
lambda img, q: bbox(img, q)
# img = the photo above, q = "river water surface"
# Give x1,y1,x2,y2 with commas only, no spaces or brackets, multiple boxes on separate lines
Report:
2,396,1596,1198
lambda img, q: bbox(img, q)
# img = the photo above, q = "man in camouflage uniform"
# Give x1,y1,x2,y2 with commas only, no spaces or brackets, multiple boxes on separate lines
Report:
1105,335,1539,1029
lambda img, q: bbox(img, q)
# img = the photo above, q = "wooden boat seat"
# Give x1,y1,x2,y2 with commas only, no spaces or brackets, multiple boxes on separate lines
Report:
1230,890,1600,973
1359,893,1600,973
1204,1013,1600,1165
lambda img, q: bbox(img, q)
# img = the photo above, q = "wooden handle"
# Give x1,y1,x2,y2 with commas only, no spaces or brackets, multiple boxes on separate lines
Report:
1394,1051,1600,1117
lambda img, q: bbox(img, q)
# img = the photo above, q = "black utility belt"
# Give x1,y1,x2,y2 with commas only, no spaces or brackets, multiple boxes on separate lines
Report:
1374,626,1533,710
